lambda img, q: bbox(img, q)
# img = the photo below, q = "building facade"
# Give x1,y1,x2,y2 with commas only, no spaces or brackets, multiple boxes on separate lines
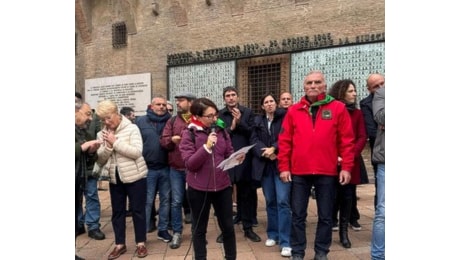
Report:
75,0,384,113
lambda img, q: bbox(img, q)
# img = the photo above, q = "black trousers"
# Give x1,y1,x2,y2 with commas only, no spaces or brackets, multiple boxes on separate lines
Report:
75,177,83,237
236,180,258,230
188,186,236,260
109,171,147,244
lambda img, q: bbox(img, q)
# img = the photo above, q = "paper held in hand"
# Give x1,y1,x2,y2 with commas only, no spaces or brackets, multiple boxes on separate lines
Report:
217,144,256,171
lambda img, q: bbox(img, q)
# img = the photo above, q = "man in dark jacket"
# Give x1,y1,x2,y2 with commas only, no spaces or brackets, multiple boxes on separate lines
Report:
75,100,101,260
217,86,261,243
359,73,384,210
160,92,196,249
136,95,172,242
360,74,384,175
370,86,385,260
75,92,106,241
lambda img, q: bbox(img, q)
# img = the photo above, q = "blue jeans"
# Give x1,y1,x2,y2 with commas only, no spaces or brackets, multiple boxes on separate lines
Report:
371,164,385,259
261,165,291,248
170,167,186,233
290,175,336,258
78,176,101,231
145,167,171,232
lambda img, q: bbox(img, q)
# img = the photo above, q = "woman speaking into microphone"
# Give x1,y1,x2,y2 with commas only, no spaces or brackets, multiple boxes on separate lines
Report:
179,97,243,260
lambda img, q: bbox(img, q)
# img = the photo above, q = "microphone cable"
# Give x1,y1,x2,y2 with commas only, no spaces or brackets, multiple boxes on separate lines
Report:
184,128,217,260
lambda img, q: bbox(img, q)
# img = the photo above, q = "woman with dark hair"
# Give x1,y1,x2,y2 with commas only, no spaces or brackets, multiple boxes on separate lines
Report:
250,93,292,257
179,97,243,260
328,80,367,248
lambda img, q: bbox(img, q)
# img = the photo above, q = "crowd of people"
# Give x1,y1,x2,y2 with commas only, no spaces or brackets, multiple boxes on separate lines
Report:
75,71,385,260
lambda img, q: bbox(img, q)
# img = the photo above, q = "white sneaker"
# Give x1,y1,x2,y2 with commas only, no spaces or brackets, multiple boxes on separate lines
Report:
265,239,276,247
281,247,292,257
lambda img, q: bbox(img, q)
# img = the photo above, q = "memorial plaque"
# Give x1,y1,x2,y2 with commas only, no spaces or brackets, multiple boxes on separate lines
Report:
168,61,236,109
85,73,151,116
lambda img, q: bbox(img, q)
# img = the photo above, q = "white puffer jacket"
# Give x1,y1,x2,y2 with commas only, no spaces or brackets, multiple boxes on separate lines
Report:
97,115,147,184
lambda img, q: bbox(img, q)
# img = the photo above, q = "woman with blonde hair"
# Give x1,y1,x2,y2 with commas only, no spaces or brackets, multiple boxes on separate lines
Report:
95,100,148,259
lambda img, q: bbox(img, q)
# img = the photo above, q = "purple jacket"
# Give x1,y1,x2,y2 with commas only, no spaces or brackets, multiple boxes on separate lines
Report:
179,123,234,192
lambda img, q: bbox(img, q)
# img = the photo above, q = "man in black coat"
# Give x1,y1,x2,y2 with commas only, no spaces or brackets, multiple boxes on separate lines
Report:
217,86,261,243
75,99,101,260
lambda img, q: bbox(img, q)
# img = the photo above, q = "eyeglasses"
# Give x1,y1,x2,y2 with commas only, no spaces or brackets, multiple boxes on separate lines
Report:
202,113,217,119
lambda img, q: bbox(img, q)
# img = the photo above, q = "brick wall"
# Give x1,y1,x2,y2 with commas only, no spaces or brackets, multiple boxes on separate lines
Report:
75,0,384,100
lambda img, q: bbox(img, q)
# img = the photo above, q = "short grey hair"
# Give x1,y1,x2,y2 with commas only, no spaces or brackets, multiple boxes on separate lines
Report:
75,99,83,112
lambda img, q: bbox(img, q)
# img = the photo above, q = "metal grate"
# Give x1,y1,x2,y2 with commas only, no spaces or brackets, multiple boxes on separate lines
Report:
247,63,281,115
112,22,127,48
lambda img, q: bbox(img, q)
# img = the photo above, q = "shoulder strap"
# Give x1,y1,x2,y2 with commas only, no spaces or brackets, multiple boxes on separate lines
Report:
188,128,196,144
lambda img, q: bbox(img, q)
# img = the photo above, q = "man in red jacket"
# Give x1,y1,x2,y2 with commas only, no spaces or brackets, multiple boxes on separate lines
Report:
278,70,354,260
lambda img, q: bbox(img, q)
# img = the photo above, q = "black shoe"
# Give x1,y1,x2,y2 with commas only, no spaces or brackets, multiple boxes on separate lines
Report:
88,229,105,240
157,230,173,242
76,226,85,236
75,254,85,260
349,221,362,231
244,229,261,242
339,228,351,248
332,222,338,231
216,233,223,243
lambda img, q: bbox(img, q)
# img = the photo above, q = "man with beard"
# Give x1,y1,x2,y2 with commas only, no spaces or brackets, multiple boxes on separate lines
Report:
160,92,196,249
75,92,106,241
75,99,101,260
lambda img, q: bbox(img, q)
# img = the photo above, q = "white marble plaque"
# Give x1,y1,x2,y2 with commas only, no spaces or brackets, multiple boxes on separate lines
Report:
85,73,151,116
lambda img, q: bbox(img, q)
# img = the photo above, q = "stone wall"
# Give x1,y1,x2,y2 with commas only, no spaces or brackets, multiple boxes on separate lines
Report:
75,0,385,100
